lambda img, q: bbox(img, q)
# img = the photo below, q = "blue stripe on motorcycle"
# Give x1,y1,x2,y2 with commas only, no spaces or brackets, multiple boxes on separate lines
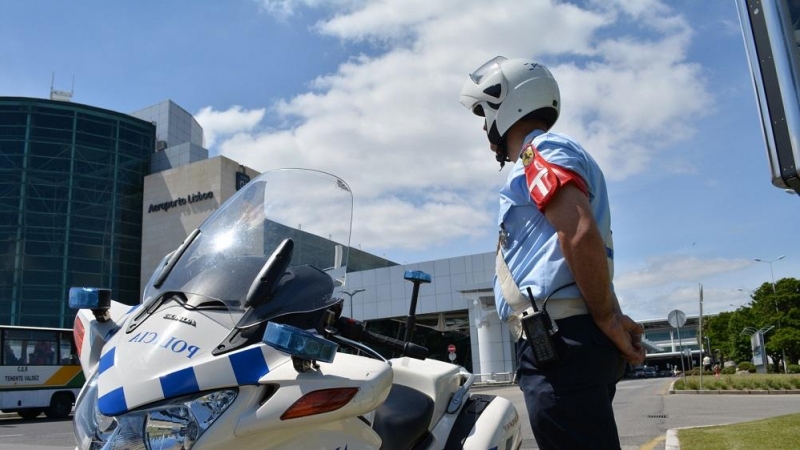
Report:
98,347,115,375
98,387,127,416
229,347,269,385
160,367,200,399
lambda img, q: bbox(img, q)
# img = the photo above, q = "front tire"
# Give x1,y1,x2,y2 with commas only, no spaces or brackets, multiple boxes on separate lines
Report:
45,392,73,419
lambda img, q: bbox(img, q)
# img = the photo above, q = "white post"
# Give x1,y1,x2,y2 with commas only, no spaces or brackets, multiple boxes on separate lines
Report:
699,283,703,389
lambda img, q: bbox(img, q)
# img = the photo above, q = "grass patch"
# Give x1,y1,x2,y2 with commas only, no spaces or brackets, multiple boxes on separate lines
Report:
678,413,800,450
673,374,800,390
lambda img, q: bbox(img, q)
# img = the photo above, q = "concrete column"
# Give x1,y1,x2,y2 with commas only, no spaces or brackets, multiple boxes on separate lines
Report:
670,330,676,352
470,301,510,381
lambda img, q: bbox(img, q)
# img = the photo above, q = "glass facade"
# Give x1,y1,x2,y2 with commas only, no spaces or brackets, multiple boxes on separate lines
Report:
0,98,155,328
130,100,208,173
262,221,397,274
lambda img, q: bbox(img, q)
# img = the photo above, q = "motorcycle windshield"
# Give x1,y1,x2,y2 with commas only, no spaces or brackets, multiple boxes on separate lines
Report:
142,168,353,322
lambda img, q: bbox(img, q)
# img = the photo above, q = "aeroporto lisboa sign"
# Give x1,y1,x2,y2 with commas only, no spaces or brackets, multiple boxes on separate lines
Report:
147,191,214,213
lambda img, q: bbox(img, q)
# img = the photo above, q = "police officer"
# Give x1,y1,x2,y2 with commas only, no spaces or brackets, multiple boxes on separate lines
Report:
459,56,645,450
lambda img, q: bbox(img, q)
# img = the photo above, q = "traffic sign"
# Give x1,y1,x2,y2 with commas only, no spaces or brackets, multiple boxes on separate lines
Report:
447,344,456,353
667,309,687,328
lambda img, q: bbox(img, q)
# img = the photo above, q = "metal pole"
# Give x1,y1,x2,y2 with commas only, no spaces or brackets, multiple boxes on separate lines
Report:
676,324,687,386
404,282,421,342
341,289,365,319
699,283,703,389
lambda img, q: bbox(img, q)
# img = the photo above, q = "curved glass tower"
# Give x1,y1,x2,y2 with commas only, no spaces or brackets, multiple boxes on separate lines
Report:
0,98,155,327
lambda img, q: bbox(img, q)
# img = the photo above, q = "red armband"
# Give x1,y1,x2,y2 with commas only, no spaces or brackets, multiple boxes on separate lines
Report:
521,144,588,210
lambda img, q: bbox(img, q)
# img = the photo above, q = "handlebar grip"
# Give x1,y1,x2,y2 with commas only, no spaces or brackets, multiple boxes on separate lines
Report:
401,342,429,359
336,317,429,359
363,330,428,359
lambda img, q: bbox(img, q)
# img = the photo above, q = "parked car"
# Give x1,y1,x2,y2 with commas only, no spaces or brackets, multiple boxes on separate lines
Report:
644,367,657,378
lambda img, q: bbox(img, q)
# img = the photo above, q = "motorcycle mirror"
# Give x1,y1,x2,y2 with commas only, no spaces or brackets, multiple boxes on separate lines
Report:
244,238,294,308
153,228,200,288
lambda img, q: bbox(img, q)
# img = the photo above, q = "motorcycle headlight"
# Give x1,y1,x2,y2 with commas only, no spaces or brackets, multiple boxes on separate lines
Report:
74,373,237,450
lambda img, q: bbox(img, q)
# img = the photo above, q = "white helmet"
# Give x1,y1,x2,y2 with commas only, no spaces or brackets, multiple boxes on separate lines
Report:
459,56,560,146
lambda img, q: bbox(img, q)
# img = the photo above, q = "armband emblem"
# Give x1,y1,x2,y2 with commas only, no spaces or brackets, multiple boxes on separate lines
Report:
521,147,534,167
524,145,588,210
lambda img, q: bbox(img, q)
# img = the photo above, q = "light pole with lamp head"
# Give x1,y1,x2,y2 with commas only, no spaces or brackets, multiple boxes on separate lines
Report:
753,255,787,373
754,255,785,292
341,289,365,319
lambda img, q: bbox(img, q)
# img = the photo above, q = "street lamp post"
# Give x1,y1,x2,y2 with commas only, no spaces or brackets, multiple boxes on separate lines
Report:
754,255,787,373
754,255,785,293
341,289,365,319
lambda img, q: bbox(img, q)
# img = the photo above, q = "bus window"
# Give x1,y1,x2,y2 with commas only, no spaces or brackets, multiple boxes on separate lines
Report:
29,341,55,365
3,338,25,365
3,342,20,365
58,332,77,365
3,329,58,366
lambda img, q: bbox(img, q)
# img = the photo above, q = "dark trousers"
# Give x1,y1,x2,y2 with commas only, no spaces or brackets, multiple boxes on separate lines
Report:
516,314,625,450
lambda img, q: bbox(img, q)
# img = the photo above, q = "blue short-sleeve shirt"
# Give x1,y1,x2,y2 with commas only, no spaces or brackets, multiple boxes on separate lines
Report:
493,130,614,321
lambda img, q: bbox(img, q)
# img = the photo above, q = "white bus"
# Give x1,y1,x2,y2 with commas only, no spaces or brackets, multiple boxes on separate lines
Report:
0,325,84,419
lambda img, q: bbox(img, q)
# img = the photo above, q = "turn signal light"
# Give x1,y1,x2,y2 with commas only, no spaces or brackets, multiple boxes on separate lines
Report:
73,316,85,359
280,388,359,420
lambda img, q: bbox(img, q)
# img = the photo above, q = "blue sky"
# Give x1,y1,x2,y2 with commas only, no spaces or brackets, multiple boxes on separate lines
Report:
3,0,798,321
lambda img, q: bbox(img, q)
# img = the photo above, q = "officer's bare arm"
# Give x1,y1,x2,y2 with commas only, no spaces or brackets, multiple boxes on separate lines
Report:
544,184,644,364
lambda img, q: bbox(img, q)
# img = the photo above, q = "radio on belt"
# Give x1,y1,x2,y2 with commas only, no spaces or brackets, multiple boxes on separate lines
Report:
521,287,560,367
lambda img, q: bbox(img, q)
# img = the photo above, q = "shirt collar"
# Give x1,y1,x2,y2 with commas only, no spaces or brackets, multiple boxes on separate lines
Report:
523,129,547,146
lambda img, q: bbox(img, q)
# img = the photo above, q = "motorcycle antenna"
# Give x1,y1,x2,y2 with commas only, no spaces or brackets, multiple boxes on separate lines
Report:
402,270,432,343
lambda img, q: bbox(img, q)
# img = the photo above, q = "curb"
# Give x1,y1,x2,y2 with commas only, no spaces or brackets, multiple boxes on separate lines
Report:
666,379,800,395
665,429,679,450
664,422,744,450
668,389,800,395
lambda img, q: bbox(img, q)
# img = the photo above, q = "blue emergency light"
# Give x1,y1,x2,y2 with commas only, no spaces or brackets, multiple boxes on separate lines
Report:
69,287,112,310
262,322,338,363
403,270,432,283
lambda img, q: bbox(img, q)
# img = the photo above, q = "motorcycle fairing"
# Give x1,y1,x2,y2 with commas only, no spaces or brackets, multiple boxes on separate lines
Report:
95,309,291,416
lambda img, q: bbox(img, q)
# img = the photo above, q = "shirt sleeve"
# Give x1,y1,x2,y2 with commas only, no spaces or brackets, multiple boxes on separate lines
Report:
521,143,588,211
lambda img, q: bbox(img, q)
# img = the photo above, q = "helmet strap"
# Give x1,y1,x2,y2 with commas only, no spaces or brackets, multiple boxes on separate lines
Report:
494,138,510,170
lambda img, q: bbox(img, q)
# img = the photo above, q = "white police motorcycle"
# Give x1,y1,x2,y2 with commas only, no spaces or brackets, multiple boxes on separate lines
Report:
69,168,521,450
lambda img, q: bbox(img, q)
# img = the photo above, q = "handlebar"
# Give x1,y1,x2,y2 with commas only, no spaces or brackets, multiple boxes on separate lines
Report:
334,317,429,360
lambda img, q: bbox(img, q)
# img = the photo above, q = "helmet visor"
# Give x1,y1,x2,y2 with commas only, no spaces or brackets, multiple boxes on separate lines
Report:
469,56,508,84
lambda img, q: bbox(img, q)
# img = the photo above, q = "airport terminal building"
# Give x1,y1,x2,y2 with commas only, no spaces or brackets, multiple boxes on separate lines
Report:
0,97,155,327
0,94,707,377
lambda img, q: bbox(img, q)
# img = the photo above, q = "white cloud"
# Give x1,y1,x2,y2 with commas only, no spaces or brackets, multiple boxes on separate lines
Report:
620,284,756,322
195,105,266,149
612,255,756,320
615,255,752,290
212,0,713,257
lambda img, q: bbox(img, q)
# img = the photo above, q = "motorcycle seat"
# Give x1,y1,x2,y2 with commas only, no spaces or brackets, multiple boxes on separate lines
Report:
372,383,434,450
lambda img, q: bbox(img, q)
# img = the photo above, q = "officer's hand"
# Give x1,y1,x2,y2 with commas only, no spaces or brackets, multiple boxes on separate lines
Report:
596,313,645,365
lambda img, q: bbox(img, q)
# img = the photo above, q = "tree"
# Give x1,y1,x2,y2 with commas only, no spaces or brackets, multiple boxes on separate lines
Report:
725,307,756,363
705,311,734,361
749,278,800,372
704,308,754,363
705,278,800,372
